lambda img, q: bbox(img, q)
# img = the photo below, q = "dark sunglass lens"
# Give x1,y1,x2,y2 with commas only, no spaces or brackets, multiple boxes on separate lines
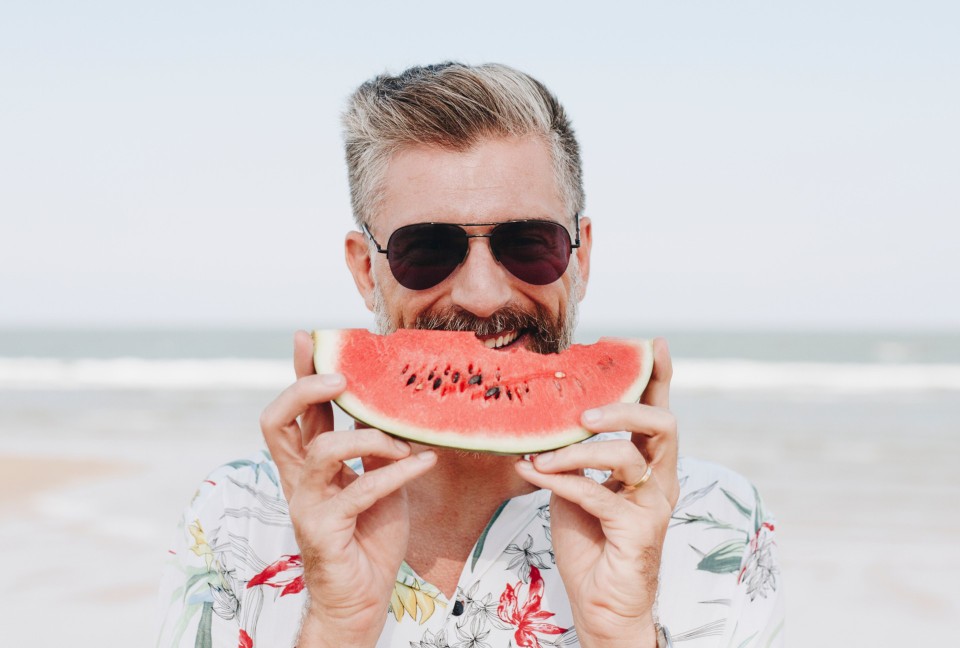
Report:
387,223,468,290
491,221,572,285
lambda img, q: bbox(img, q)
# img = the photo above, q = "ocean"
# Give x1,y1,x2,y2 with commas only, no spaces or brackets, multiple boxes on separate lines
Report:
3,327,959,392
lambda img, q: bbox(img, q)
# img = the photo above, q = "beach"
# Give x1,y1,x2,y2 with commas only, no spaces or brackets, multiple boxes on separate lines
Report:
1,330,958,646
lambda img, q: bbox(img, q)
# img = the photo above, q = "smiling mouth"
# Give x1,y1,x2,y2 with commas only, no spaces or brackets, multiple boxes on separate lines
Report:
477,329,522,349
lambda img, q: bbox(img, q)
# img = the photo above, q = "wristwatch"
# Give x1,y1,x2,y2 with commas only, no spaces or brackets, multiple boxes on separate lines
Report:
655,623,673,648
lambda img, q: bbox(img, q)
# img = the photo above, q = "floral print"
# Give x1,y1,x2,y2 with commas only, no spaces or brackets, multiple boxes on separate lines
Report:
158,451,784,647
740,522,778,601
247,554,304,597
503,534,554,582
497,566,566,648
187,520,213,569
392,563,447,625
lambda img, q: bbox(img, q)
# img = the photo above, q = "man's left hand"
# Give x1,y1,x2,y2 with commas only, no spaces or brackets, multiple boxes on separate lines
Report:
514,338,678,648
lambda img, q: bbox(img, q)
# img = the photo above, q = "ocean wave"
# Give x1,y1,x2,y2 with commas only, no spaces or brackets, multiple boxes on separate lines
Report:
0,358,293,390
672,360,960,393
2,357,960,393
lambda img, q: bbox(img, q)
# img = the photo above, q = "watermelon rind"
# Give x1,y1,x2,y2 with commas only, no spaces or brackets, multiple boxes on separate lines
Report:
312,329,654,455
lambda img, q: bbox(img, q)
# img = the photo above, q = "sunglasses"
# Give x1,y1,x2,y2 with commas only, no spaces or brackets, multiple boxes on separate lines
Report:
362,215,581,290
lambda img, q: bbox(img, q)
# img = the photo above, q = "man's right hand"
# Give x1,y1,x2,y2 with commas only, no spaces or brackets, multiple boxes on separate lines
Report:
259,330,438,648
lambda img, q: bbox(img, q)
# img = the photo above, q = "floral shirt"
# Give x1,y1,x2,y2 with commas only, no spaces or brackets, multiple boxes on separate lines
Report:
157,451,784,647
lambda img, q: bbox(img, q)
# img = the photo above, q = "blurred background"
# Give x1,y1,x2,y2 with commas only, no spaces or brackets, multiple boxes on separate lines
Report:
1,1,958,645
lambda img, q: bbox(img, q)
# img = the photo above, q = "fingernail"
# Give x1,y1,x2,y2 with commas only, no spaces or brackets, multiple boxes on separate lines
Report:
582,408,602,424
394,438,410,452
320,373,344,386
416,450,436,462
536,451,554,465
516,459,534,471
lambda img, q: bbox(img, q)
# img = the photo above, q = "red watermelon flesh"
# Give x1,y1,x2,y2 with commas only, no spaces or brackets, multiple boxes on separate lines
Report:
313,329,654,454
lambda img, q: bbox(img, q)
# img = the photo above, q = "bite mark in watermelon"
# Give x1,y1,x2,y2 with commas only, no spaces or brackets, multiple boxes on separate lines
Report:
313,329,654,454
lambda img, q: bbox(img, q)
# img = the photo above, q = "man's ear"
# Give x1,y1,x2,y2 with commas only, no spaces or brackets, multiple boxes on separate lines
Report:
574,215,592,301
345,231,376,312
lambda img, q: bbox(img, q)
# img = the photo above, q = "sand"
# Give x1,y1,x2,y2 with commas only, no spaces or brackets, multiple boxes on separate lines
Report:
1,387,957,646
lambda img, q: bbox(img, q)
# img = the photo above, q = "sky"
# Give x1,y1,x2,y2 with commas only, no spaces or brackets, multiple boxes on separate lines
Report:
2,0,958,331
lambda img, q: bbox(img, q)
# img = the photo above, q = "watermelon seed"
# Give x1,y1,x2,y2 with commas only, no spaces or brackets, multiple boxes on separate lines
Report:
432,377,442,390
468,363,474,374
495,370,501,380
444,366,450,375
506,388,513,401
468,374,482,386
406,374,417,386
401,364,409,374
415,383,424,390
428,370,435,381
555,371,566,379
452,372,460,383
485,386,500,399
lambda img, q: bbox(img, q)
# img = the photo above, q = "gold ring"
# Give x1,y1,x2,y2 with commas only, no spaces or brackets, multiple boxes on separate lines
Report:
622,465,653,492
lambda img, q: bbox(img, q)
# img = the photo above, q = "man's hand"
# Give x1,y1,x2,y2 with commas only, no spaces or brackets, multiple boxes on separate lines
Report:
259,331,438,648
514,338,678,648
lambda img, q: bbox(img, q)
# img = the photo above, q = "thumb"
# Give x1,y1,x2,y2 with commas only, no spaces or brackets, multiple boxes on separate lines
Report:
292,330,335,443
640,337,673,410
294,330,317,379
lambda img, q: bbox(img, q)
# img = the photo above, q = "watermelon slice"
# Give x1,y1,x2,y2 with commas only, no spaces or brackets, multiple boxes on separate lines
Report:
313,329,654,454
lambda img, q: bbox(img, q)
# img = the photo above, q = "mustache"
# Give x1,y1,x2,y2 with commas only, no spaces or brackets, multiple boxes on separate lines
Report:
412,304,567,354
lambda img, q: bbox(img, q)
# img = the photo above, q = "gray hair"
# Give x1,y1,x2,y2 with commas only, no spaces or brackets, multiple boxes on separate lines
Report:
342,62,585,227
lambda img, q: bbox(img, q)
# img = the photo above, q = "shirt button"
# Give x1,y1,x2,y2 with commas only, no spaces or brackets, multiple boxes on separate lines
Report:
452,600,464,616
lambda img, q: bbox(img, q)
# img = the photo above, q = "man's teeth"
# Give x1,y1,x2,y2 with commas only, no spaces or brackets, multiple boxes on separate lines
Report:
483,330,519,349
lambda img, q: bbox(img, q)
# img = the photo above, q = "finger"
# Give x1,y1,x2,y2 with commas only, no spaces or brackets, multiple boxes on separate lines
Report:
260,374,346,470
259,407,304,500
334,451,438,519
580,402,678,500
619,464,654,494
294,330,317,380
518,460,673,525
300,404,334,449
640,337,673,409
293,330,335,445
581,402,677,439
362,436,405,473
302,428,412,489
582,402,677,468
515,461,629,523
532,440,650,488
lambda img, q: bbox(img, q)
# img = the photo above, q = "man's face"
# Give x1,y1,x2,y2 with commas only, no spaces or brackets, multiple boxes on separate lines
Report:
345,135,592,354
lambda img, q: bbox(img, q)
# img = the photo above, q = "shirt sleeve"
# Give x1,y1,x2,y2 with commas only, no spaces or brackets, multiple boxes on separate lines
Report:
156,466,242,648
657,458,785,648
725,489,785,647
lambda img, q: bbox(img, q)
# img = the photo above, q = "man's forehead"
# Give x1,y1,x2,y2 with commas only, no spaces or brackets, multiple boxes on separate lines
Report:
373,135,566,229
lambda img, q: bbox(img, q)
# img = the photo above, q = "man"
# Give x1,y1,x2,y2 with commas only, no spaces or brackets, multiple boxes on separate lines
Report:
159,62,783,647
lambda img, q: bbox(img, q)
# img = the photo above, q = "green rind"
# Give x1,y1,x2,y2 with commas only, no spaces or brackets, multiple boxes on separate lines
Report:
313,329,655,455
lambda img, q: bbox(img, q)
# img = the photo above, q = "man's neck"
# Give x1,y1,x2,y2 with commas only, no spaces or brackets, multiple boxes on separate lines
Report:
403,446,538,596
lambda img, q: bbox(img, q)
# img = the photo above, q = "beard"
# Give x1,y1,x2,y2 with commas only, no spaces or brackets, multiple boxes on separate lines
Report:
371,262,582,355
413,302,573,354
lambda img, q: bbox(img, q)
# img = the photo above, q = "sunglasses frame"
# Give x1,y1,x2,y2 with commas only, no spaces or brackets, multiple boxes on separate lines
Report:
361,214,581,288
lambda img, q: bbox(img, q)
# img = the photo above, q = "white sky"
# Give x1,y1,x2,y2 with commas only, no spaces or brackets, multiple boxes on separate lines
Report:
2,1,958,330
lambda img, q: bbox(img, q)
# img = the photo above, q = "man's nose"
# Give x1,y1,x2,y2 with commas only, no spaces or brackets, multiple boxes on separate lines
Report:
448,238,514,318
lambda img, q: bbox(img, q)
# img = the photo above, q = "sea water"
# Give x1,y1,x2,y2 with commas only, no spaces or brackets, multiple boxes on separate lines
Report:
2,327,958,393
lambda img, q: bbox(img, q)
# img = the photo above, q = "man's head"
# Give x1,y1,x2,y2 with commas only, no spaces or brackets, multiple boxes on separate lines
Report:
341,63,592,354
342,62,585,228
